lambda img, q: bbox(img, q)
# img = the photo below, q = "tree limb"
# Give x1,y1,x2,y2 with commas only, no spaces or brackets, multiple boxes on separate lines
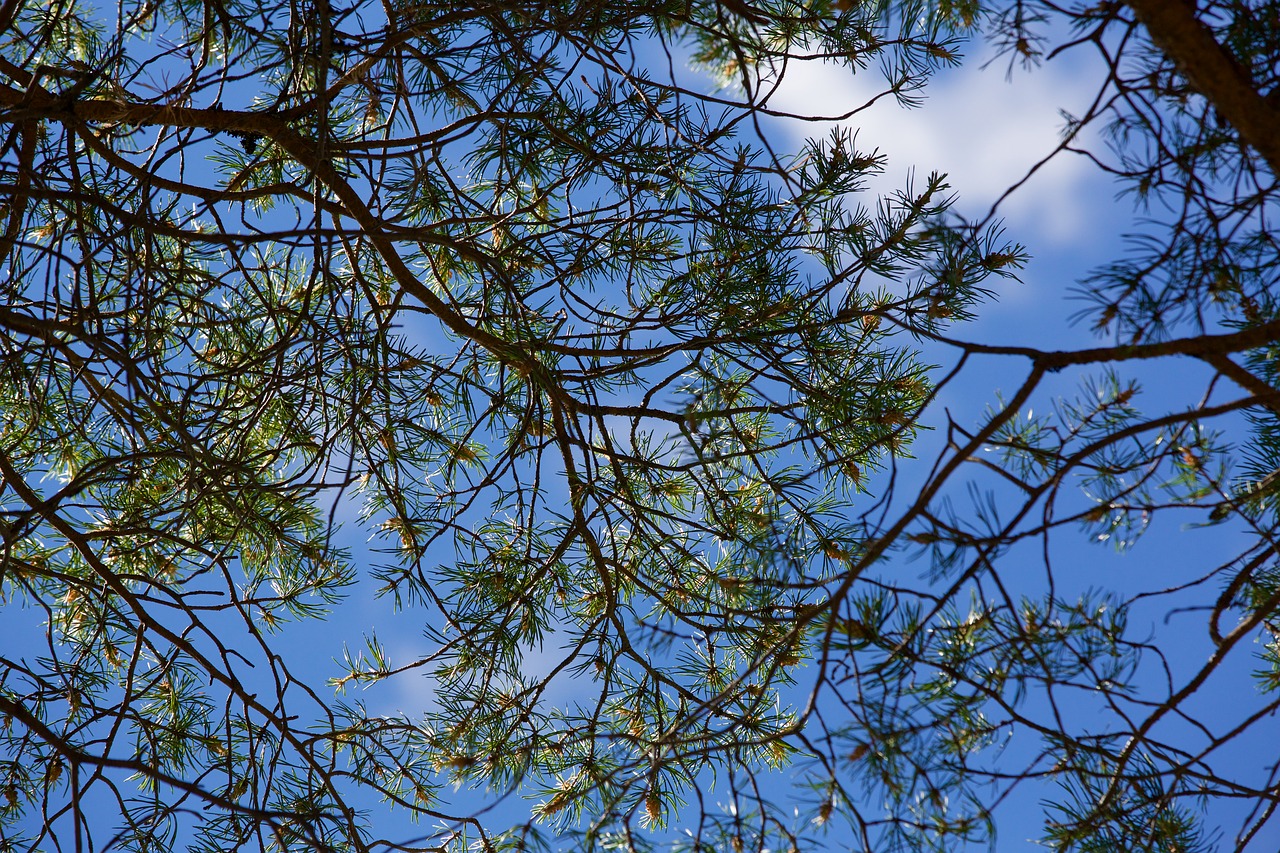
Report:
1125,0,1280,174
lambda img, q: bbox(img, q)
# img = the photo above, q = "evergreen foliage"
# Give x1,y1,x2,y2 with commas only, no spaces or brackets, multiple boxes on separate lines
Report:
0,1,1277,851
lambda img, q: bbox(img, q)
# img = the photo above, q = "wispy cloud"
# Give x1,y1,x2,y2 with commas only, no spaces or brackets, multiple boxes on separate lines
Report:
768,48,1116,247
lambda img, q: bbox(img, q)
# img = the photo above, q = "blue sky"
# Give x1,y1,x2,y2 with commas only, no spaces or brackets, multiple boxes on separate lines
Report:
756,32,1280,852
336,30,1280,848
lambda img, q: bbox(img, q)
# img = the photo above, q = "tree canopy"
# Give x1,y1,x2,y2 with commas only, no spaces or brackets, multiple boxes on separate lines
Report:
1,1,1278,851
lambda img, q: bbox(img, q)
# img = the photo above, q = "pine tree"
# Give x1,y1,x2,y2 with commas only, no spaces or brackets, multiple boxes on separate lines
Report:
1,1,1278,851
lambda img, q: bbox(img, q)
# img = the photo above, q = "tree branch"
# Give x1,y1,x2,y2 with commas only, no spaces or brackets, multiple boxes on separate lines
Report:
1125,0,1280,174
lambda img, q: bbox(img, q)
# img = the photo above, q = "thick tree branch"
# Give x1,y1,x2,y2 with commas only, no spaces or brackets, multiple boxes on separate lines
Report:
905,315,1280,367
1201,352,1280,416
1125,0,1280,175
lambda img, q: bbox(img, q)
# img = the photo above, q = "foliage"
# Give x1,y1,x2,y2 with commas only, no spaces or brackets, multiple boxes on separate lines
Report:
0,0,1277,852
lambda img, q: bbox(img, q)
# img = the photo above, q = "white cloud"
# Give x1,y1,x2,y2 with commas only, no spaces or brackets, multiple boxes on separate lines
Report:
767,47,1117,247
